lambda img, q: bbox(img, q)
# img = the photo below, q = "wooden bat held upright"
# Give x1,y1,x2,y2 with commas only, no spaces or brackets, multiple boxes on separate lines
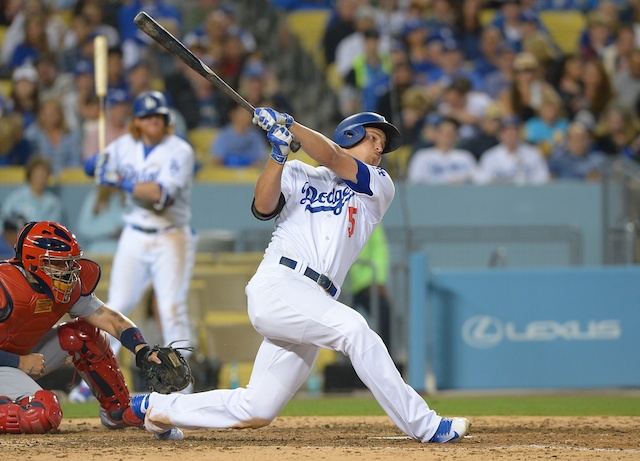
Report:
93,35,109,182
133,11,301,152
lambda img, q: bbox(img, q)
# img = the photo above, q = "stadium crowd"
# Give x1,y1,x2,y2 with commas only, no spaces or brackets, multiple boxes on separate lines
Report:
0,0,639,198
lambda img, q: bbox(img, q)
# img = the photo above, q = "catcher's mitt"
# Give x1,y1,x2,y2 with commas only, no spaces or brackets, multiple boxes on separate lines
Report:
136,341,194,394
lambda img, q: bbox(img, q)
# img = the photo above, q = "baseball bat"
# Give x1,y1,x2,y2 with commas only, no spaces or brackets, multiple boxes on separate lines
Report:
93,35,108,183
133,11,301,153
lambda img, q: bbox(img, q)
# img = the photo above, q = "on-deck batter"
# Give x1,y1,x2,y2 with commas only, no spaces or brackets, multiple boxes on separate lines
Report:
130,108,471,443
91,90,196,361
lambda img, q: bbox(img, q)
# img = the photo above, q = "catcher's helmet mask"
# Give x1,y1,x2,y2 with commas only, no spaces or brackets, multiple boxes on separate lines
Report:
15,221,82,303
333,112,402,154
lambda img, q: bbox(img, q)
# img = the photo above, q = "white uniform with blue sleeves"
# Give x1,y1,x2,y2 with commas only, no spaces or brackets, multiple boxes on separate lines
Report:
102,132,196,358
264,159,394,289
142,158,442,443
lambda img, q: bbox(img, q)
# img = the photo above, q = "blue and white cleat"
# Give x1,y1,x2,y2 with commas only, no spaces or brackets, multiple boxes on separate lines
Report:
154,427,184,440
129,394,150,421
130,394,184,440
428,417,471,443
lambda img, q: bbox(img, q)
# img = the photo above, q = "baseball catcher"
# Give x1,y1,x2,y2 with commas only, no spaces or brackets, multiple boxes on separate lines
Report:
0,221,180,434
136,342,194,394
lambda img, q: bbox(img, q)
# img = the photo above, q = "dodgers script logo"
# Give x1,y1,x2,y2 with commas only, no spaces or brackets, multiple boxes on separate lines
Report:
300,183,354,215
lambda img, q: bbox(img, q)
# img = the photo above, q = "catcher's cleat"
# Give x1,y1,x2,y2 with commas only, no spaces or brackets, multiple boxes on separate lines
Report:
154,427,184,441
428,417,471,443
99,406,142,430
121,406,144,428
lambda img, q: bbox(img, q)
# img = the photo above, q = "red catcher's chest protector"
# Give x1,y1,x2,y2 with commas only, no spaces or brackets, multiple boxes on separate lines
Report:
0,259,100,354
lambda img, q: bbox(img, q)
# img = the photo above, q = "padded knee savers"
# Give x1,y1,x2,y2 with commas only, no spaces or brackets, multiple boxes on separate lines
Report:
0,390,62,434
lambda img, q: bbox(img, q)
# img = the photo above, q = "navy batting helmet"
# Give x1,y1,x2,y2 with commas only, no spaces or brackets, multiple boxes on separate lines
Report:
133,90,171,121
333,112,402,154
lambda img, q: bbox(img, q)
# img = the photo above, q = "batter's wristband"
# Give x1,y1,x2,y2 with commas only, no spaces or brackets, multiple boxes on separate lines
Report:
270,150,288,164
120,327,147,354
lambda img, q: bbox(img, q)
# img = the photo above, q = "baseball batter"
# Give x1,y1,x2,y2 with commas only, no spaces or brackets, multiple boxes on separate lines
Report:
129,108,471,443
91,90,196,360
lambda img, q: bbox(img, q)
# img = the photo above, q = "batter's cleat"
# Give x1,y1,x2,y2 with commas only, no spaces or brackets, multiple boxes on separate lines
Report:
154,427,184,441
428,417,471,443
130,394,150,421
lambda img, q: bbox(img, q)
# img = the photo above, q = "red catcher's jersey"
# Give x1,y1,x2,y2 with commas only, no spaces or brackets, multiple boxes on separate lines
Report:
0,259,101,355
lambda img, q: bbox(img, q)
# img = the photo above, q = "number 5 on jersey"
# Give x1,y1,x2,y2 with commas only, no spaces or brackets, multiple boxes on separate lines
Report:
348,206,357,238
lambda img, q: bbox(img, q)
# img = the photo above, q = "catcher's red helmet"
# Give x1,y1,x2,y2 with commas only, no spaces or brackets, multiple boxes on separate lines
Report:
15,221,82,303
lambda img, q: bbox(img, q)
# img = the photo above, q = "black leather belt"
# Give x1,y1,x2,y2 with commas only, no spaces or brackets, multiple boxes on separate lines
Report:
131,224,177,234
279,256,338,297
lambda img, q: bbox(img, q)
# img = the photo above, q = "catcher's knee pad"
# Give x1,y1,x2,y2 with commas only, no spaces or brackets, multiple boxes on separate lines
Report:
0,390,62,434
58,319,135,426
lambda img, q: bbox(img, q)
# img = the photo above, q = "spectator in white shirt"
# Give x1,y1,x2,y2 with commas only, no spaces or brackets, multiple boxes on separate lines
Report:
476,115,550,185
407,116,478,184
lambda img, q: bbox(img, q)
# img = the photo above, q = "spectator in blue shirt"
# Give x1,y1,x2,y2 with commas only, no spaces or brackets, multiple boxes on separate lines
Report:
8,14,52,71
76,186,125,254
1,155,63,223
524,92,570,156
472,27,504,77
490,0,546,52
483,41,518,99
426,39,485,94
210,103,269,168
25,98,82,177
548,121,606,181
118,0,182,69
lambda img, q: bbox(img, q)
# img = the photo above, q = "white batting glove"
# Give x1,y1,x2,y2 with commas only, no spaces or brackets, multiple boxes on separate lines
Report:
267,125,294,164
253,107,294,132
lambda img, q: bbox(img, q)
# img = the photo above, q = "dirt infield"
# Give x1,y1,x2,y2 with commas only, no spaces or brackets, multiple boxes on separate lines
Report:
1,415,639,460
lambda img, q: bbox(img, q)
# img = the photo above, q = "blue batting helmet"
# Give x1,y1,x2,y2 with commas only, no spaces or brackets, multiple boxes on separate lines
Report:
133,90,171,121
333,112,402,154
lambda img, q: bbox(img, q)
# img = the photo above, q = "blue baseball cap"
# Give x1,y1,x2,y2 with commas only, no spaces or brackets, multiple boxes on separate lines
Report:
74,60,94,76
107,89,130,105
242,61,266,79
425,113,443,127
403,18,426,36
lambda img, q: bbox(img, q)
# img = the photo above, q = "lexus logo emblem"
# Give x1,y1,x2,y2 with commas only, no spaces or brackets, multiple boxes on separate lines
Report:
462,315,503,348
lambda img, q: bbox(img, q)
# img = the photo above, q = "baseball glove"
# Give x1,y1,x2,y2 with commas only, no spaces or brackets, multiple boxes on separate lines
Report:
135,341,194,394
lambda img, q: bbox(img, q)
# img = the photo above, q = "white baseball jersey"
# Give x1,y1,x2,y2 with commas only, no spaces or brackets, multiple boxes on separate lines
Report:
142,158,444,443
476,142,550,185
102,132,196,360
264,159,394,290
407,147,478,185
103,133,194,228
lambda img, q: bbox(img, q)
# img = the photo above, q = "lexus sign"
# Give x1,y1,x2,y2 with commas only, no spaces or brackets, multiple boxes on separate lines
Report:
462,315,622,349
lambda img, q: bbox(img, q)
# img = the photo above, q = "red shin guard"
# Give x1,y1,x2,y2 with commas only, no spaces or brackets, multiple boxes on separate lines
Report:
58,319,142,428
